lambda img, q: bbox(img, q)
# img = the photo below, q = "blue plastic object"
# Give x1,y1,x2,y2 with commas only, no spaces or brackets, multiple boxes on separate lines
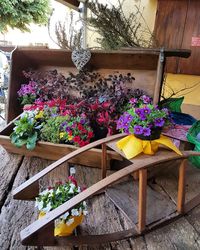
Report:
171,112,197,125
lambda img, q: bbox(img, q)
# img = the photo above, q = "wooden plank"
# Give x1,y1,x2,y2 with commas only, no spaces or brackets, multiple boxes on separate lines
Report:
0,135,123,168
106,177,176,226
0,146,23,207
0,156,51,250
154,0,188,73
138,169,147,233
179,0,200,75
145,217,200,250
155,160,200,204
177,159,187,214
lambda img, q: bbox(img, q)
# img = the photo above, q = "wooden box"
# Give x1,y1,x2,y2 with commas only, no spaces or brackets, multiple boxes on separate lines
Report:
0,47,190,168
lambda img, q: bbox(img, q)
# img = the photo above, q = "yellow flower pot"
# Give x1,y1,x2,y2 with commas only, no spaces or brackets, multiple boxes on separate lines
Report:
39,212,84,237
54,214,84,236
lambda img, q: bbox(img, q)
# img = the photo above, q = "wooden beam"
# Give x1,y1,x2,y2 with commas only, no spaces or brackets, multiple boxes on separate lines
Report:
56,0,80,11
177,159,187,213
138,169,147,233
101,143,107,179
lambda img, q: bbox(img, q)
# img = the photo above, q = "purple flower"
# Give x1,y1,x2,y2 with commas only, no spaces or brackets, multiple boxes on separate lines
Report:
142,107,151,115
134,125,143,135
116,117,124,130
154,118,165,127
143,127,151,136
140,95,151,104
65,126,71,132
135,108,142,116
129,98,138,105
80,118,86,125
162,108,169,115
125,114,133,122
139,114,146,121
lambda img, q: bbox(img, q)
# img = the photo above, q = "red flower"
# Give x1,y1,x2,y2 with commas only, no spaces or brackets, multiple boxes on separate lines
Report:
68,176,77,187
73,136,81,143
78,124,84,131
88,131,94,139
102,101,111,109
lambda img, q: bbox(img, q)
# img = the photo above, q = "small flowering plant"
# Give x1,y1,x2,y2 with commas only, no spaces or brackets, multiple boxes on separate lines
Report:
117,98,171,139
10,110,43,150
35,176,88,228
59,114,94,147
17,81,37,105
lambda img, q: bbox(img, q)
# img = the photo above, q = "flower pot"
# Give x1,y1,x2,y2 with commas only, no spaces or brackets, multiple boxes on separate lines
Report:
54,214,84,236
134,127,162,141
39,212,84,236
91,122,108,141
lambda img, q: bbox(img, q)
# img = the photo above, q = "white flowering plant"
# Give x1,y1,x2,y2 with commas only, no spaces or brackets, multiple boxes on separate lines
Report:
35,176,88,226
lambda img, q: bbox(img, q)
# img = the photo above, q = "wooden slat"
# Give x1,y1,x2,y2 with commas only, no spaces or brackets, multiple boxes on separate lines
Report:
0,135,122,168
101,143,107,179
138,169,147,233
177,159,187,214
106,177,176,226
154,0,188,73
153,50,165,105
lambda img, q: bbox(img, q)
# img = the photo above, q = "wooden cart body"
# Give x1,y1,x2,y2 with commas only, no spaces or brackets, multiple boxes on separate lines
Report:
0,47,190,167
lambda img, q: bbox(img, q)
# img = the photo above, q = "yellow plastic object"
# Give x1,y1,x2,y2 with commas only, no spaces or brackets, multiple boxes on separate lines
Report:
116,134,182,159
54,215,84,237
38,212,84,236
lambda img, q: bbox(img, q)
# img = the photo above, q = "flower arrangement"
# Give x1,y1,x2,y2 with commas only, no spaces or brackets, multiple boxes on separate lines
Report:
117,96,171,140
12,69,150,149
35,176,88,236
10,110,43,149
17,81,37,105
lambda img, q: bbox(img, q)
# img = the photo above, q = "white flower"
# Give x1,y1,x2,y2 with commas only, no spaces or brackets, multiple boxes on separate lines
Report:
68,183,76,194
43,203,52,213
77,186,81,193
55,188,61,195
61,212,69,220
40,189,49,196
66,218,74,226
71,209,79,216
48,189,54,197
78,207,82,215
83,201,87,207
83,210,88,216
35,200,43,210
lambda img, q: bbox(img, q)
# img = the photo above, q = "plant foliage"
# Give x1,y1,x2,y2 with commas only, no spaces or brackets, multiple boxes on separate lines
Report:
87,0,156,50
0,0,51,32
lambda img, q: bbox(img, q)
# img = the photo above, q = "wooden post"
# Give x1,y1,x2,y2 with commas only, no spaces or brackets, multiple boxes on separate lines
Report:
101,143,107,179
177,159,187,214
153,48,165,105
138,169,147,233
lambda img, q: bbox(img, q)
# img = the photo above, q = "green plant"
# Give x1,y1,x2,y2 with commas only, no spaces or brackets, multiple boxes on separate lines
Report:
35,176,88,225
40,116,67,144
87,1,156,50
10,111,42,150
0,0,51,32
117,96,171,137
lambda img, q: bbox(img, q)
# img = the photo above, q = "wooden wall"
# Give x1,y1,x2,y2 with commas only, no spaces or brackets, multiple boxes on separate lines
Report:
154,0,200,75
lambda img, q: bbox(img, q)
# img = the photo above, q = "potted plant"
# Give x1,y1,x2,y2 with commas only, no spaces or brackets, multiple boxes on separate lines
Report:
35,176,88,236
117,96,171,140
